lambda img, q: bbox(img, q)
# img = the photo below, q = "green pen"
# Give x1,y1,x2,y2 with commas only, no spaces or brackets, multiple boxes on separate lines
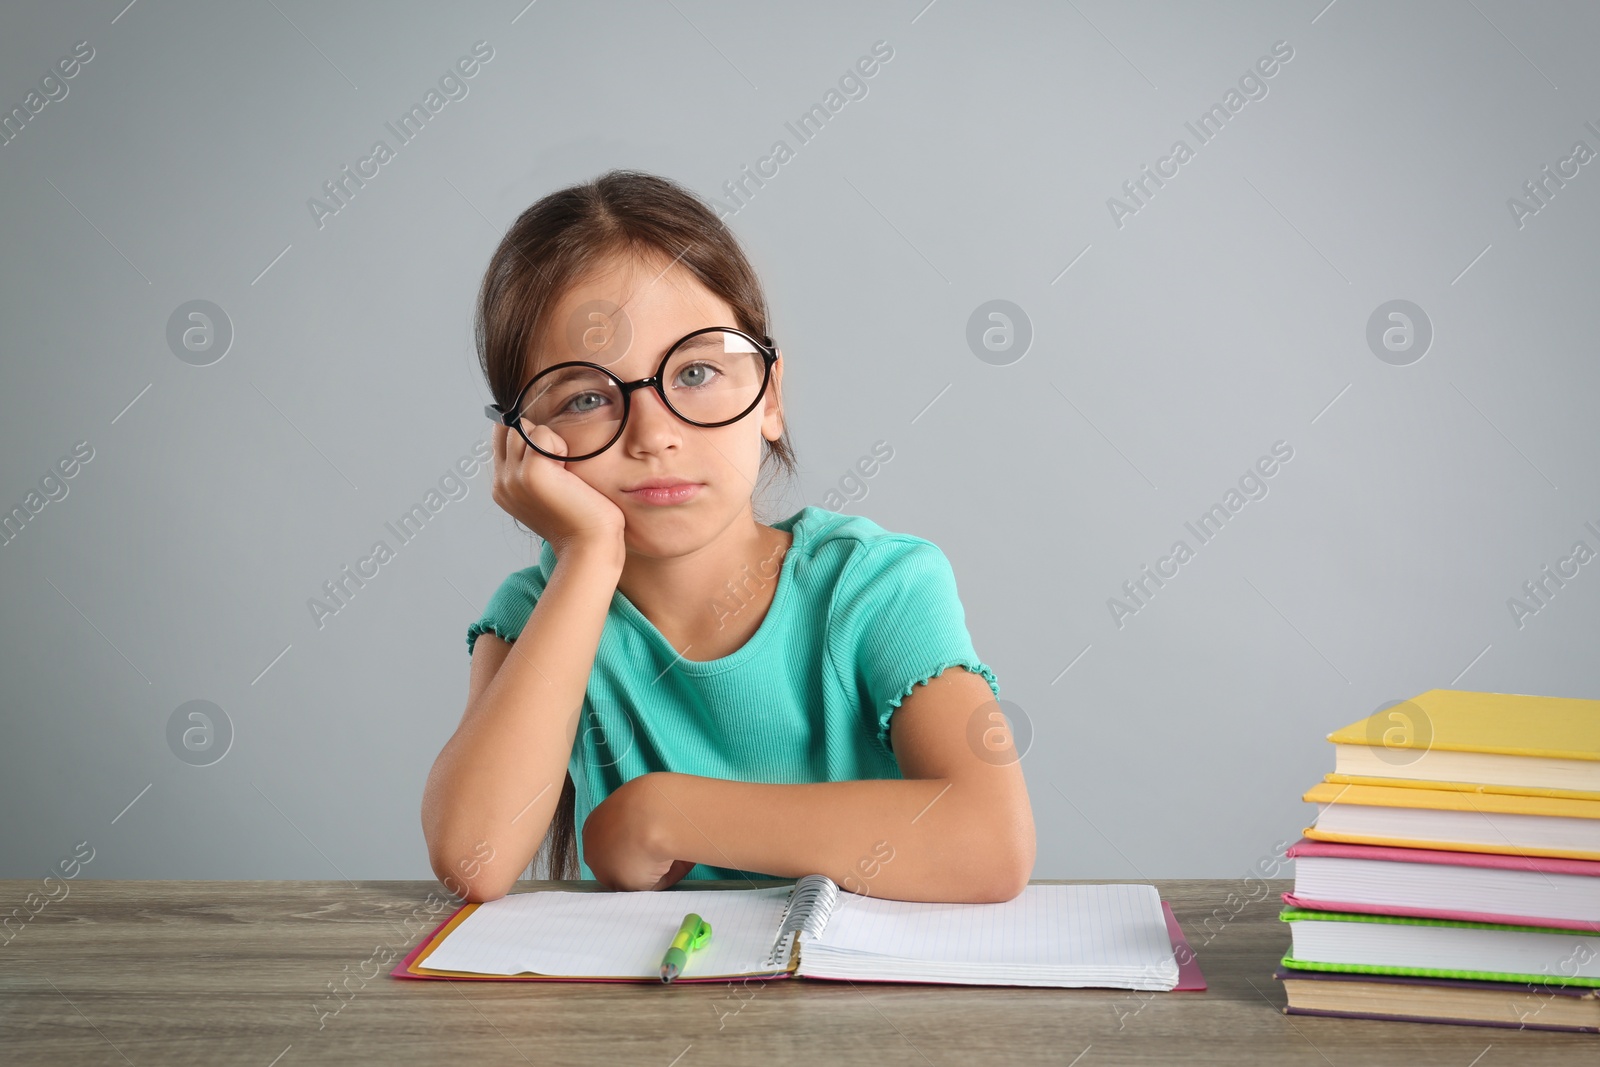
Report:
659,912,712,983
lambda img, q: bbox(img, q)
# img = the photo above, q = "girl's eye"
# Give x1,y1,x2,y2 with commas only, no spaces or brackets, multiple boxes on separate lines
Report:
674,361,720,388
561,391,610,415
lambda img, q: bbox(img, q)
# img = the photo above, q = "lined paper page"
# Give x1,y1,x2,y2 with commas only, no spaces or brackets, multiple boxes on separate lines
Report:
422,886,794,977
816,883,1171,967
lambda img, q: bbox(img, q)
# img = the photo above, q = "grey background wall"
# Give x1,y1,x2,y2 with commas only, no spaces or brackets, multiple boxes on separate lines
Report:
2,0,1596,886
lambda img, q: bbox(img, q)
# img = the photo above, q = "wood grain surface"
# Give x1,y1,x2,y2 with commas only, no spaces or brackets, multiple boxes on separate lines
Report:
0,878,1592,1065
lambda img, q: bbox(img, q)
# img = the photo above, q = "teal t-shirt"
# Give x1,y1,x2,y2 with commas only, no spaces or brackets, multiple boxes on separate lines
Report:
464,505,1001,881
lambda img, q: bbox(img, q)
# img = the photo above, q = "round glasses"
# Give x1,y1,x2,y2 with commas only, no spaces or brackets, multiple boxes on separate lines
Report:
484,327,779,462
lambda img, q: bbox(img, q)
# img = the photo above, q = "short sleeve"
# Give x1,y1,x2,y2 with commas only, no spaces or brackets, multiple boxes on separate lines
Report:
825,537,1001,756
465,566,546,656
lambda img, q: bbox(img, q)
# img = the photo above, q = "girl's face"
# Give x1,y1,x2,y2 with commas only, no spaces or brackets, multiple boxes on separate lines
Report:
525,252,784,558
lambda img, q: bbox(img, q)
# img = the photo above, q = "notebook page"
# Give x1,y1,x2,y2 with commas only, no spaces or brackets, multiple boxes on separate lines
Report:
814,883,1172,968
422,886,794,977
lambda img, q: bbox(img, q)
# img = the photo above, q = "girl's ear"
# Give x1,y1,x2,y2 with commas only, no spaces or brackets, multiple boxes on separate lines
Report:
762,350,785,442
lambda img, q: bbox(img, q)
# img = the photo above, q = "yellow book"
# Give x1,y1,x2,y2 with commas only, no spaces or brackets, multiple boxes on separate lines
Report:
1326,689,1600,793
1302,781,1600,861
1322,772,1600,803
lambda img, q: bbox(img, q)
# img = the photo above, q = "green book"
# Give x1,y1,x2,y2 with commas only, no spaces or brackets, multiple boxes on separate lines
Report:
1279,907,1600,987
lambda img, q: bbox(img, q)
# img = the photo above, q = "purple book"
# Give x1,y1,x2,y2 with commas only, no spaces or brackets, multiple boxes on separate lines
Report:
1273,965,1600,1033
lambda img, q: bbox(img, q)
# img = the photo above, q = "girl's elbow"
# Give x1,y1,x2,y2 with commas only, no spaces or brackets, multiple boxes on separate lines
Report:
430,859,513,904
976,845,1033,903
979,815,1036,902
1006,852,1036,901
427,840,518,903
459,878,513,904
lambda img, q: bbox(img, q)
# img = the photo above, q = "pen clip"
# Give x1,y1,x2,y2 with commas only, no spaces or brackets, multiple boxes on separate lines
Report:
690,918,711,950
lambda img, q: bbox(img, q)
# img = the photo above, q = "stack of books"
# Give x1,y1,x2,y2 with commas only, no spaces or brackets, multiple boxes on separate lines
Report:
1274,688,1600,1032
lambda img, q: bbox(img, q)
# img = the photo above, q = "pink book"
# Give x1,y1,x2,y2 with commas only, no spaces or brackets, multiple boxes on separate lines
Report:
1283,837,1600,932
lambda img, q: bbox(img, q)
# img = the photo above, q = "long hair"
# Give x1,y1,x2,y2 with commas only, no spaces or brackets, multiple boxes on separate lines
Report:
473,169,798,879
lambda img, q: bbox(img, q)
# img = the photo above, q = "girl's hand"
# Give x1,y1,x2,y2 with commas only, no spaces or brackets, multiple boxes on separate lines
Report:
582,773,696,892
490,420,626,555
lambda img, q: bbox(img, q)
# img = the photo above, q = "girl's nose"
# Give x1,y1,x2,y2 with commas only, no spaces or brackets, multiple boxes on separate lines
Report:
624,386,685,449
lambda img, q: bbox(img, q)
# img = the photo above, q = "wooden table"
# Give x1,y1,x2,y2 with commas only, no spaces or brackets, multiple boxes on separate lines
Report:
0,879,1592,1065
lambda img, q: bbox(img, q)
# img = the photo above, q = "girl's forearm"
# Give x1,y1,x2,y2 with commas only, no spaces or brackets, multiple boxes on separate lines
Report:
421,539,623,899
642,772,1035,903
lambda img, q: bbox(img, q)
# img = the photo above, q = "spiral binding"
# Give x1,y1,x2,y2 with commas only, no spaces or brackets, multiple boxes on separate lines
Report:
761,874,839,969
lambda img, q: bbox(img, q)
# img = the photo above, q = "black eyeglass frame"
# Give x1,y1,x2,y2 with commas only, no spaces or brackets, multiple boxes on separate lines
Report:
484,326,779,462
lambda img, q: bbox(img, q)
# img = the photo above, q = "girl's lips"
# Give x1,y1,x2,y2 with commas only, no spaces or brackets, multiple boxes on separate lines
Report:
623,483,703,506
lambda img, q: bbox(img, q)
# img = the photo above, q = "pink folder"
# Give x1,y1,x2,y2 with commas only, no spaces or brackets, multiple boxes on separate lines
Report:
391,897,1207,990
1282,837,1600,932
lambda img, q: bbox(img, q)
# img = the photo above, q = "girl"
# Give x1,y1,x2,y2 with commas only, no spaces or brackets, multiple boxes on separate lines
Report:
421,170,1034,903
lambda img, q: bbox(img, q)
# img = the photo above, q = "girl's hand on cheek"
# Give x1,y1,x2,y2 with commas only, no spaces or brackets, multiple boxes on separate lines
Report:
581,773,695,891
491,421,627,557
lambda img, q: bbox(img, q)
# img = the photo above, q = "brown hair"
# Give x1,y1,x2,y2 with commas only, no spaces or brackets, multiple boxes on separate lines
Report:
473,169,798,880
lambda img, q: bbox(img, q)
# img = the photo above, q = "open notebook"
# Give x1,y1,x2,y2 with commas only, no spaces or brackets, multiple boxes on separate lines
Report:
392,875,1205,990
